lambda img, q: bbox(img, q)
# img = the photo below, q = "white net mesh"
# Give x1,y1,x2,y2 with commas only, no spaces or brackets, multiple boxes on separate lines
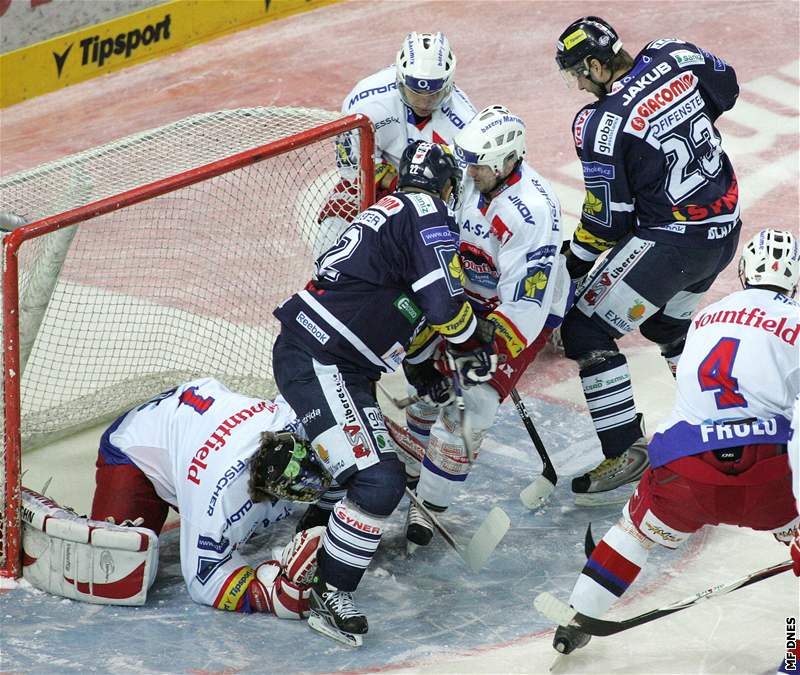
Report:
0,106,367,573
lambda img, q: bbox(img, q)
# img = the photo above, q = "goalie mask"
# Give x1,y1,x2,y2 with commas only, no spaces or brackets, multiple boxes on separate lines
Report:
398,140,462,209
249,432,331,503
395,32,456,115
738,228,800,296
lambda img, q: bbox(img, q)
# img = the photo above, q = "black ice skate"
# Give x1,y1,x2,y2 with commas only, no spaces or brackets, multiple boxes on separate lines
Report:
307,575,367,648
553,624,591,654
405,497,445,554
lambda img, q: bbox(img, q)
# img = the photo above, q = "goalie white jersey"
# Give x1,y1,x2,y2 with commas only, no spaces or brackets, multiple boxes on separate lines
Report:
103,378,298,610
650,288,800,467
456,162,572,354
338,65,476,180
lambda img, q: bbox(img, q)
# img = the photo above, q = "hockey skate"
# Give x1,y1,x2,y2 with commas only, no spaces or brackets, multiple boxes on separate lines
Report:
405,498,439,554
572,438,649,506
307,575,367,648
553,624,591,654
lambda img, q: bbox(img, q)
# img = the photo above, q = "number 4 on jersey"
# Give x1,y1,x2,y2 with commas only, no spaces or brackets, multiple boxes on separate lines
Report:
697,337,747,409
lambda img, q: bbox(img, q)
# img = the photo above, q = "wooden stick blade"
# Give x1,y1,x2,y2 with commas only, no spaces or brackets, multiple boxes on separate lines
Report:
520,475,556,509
464,506,511,573
534,592,577,627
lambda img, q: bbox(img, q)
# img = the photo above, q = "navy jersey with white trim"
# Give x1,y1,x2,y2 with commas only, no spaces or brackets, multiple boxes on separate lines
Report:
274,191,475,377
570,39,740,260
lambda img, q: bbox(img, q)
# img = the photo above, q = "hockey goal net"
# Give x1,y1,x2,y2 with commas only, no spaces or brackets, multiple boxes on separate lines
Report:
0,106,375,578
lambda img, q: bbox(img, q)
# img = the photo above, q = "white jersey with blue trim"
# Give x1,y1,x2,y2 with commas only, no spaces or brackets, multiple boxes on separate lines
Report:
456,161,572,355
108,378,298,611
649,289,800,467
338,65,476,180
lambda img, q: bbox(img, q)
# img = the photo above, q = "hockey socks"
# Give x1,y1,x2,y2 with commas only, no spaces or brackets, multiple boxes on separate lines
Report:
568,520,653,618
580,354,642,458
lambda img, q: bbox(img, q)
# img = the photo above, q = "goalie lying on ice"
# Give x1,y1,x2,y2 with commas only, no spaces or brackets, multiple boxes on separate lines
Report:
22,377,331,618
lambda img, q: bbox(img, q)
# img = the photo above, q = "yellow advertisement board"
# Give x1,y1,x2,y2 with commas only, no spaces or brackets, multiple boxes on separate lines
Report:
0,0,340,108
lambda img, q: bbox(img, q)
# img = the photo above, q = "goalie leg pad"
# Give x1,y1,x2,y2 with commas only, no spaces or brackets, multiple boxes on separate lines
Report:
22,487,159,606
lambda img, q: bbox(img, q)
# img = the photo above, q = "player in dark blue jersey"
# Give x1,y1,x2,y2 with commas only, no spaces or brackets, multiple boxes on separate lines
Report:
553,17,742,503
272,140,498,646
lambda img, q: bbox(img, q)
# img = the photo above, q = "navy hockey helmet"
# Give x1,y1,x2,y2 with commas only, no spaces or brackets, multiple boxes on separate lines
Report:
249,431,332,503
397,140,463,208
556,16,623,76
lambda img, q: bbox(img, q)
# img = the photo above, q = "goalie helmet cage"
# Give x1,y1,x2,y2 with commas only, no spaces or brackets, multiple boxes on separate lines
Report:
0,107,375,578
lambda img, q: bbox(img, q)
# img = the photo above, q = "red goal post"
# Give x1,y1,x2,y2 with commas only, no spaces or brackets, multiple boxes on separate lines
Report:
0,107,375,578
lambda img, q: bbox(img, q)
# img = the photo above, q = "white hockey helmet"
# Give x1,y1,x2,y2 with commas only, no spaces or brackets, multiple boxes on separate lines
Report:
395,32,456,109
738,228,800,295
454,105,527,175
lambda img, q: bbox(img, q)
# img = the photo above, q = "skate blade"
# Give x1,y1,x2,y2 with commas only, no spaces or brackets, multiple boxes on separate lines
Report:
549,652,569,672
308,612,363,648
574,483,635,507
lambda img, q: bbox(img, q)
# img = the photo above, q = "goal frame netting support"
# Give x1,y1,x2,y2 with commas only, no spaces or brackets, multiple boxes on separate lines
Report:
1,111,375,579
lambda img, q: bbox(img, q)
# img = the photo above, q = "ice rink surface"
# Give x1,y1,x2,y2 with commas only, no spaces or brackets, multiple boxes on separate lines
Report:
1,1,798,673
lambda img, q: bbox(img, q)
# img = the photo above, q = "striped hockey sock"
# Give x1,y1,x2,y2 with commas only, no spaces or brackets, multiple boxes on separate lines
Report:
580,354,643,457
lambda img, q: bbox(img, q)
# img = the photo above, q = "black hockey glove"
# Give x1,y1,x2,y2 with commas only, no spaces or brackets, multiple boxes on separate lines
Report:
561,239,595,282
403,359,455,408
446,316,498,387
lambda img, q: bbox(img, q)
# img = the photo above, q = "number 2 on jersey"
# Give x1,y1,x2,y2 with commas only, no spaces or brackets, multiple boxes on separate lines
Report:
697,337,747,409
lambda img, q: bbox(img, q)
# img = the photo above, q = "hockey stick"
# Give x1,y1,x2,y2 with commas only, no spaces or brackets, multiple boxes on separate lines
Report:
384,419,510,571
534,558,792,637
377,381,418,410
510,389,558,509
404,487,510,573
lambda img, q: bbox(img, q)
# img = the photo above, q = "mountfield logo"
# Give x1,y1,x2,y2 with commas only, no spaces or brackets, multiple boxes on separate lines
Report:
52,14,172,78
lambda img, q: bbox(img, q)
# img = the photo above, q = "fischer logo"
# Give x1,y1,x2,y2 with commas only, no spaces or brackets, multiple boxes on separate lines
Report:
53,14,172,77
187,402,274,485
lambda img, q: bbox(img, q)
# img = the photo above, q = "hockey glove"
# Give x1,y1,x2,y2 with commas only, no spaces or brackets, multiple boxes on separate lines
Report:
375,162,399,201
280,526,325,587
446,316,498,387
792,525,800,577
561,239,594,282
403,359,455,407
248,560,311,619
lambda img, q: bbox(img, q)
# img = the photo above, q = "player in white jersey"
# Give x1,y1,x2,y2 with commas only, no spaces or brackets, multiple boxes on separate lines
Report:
88,377,332,617
401,106,573,548
317,32,476,239
549,229,800,655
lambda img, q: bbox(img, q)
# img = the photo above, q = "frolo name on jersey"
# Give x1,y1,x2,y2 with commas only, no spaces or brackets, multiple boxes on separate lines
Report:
699,418,779,444
621,62,673,106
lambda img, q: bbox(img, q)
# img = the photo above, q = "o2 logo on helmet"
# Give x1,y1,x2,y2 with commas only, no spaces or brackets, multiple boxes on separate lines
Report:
416,79,430,90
